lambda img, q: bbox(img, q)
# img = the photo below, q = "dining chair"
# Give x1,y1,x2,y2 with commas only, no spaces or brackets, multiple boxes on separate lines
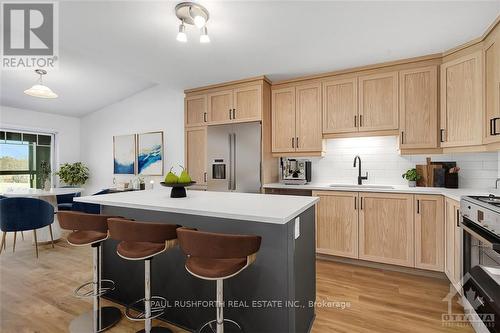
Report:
56,192,82,211
73,189,110,214
0,197,55,258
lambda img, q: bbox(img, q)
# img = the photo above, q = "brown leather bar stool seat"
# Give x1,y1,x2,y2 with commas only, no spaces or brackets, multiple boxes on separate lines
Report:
177,227,261,333
58,211,122,333
108,218,179,333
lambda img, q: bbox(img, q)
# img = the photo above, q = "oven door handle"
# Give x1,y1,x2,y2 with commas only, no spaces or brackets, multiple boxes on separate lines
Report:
461,222,500,253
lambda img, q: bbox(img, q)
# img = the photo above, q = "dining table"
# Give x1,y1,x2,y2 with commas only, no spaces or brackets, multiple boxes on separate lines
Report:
0,187,84,243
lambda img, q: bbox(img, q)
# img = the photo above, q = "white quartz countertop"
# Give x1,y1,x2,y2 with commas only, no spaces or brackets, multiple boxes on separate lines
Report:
263,183,500,202
1,187,84,197
75,188,319,224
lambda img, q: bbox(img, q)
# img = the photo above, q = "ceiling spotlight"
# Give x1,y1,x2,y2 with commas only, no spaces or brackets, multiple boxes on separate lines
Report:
175,2,210,43
177,21,187,42
24,69,58,99
200,26,210,43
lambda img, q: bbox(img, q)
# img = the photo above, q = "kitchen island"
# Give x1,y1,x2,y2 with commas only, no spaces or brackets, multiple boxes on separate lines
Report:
75,189,319,333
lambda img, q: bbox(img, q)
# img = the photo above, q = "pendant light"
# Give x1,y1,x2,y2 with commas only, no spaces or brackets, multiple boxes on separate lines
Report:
24,69,58,99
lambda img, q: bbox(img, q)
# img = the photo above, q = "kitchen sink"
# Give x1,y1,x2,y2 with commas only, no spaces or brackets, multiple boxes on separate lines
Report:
328,184,395,189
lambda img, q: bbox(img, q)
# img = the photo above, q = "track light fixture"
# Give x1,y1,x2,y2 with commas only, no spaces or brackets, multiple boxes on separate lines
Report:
175,2,210,43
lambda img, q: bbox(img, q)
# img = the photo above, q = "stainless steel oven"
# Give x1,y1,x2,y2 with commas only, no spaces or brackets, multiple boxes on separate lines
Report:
461,196,500,333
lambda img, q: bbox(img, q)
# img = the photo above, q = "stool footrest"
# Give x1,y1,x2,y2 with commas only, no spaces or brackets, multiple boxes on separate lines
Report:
125,296,167,321
74,279,116,298
198,318,242,333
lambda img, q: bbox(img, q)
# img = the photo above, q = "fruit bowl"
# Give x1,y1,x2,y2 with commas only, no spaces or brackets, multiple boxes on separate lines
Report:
160,181,196,198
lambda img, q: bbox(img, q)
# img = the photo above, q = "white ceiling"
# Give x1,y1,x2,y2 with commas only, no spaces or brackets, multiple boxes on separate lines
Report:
1,1,499,117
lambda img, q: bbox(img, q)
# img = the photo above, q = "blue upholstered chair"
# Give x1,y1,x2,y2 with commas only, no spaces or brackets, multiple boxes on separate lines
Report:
0,197,55,258
57,192,81,211
73,189,110,214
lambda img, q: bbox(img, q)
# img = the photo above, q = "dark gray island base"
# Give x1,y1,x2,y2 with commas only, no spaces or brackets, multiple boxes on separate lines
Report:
100,205,316,333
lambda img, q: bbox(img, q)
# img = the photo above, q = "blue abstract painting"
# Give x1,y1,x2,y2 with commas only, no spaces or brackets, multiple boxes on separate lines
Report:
137,132,163,175
113,134,135,174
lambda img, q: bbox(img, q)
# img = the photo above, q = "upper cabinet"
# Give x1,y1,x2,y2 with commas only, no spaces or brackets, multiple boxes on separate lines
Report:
272,83,323,155
233,85,262,121
208,90,233,123
358,71,399,132
484,27,500,144
185,94,207,127
399,66,438,149
440,51,484,147
322,77,358,134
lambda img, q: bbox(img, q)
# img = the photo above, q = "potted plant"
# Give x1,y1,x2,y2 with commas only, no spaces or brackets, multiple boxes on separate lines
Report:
56,162,90,187
402,168,421,187
40,160,51,191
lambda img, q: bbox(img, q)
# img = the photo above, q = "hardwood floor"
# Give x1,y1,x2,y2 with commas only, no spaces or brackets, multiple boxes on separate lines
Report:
0,232,473,333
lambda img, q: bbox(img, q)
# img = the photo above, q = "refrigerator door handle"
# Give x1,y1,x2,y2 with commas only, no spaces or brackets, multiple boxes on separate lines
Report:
228,133,232,190
232,133,237,190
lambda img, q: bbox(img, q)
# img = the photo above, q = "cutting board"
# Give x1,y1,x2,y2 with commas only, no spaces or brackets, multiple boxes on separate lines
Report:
416,158,442,187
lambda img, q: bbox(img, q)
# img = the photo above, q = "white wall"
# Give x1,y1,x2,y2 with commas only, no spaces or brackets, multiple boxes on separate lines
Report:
312,136,499,189
80,85,184,194
0,105,81,168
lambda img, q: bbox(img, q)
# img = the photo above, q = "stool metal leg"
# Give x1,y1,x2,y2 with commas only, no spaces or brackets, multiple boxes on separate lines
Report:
198,279,242,333
216,279,223,333
70,244,121,332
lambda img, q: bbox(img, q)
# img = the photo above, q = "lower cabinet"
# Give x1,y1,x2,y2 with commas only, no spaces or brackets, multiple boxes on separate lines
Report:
358,192,414,267
415,195,444,271
313,191,358,258
445,198,462,288
314,190,446,272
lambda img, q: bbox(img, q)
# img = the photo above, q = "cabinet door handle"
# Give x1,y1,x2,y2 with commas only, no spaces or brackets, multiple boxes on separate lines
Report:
417,199,420,214
296,137,299,148
440,129,445,142
204,172,207,183
233,108,236,119
492,118,500,136
401,131,404,144
292,137,295,148
360,197,363,210
354,115,357,127
359,115,363,127
456,208,460,227
229,109,232,120
354,196,357,210
203,112,207,122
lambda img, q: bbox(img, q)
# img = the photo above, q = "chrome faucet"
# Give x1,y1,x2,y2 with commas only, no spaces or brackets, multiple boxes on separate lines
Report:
353,155,368,185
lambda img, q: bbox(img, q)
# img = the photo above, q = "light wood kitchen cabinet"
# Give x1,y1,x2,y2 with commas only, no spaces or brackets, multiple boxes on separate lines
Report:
313,191,359,258
233,85,262,121
399,66,438,149
414,195,444,271
359,192,414,267
445,198,462,288
185,126,207,185
295,83,323,152
185,94,207,127
208,90,233,123
272,84,323,154
440,51,483,147
358,71,399,132
484,28,500,144
322,77,358,134
272,87,296,153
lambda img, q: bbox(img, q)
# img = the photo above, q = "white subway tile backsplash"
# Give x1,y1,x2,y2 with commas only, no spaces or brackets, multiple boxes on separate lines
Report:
310,136,498,189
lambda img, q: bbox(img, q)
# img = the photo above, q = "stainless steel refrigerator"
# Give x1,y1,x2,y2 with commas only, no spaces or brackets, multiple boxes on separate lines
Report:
207,122,261,193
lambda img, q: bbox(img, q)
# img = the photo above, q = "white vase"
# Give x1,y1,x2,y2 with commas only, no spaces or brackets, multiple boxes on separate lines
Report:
408,180,416,187
44,179,51,191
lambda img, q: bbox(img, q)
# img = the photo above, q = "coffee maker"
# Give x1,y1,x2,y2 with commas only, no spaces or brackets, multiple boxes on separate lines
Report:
280,158,312,185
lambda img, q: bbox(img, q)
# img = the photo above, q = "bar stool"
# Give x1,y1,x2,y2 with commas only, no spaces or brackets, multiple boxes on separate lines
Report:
176,227,261,333
107,218,179,333
58,211,122,332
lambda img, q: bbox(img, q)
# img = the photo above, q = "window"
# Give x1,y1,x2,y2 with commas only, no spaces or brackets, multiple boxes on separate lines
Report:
0,130,54,191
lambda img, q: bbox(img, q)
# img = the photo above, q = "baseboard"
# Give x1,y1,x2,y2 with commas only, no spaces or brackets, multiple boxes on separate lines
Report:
316,254,447,280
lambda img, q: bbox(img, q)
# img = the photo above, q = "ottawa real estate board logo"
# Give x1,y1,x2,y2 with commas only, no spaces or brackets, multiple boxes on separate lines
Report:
1,2,59,70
